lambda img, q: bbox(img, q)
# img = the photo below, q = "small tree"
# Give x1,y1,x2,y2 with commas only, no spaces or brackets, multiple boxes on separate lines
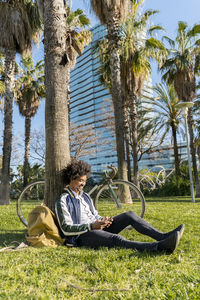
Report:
160,21,200,196
97,1,167,186
29,128,45,164
15,56,45,187
0,0,41,205
143,83,183,178
70,122,103,159
91,0,130,190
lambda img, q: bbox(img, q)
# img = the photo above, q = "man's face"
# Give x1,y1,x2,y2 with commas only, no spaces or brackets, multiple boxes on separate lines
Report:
69,175,87,194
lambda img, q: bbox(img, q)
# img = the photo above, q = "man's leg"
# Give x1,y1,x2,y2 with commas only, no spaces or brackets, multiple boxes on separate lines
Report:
77,229,158,251
104,211,182,241
76,229,180,253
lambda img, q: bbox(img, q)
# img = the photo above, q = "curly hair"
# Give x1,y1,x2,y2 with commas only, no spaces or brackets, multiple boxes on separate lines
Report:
61,159,91,185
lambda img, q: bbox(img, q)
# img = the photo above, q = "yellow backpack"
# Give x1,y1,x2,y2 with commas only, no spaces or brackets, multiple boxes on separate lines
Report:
26,204,65,247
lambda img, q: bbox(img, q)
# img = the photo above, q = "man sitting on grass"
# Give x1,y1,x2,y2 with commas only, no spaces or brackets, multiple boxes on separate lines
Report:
55,160,184,254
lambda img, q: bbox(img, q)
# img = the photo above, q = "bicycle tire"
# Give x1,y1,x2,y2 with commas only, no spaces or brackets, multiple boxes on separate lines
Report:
94,180,146,218
17,180,45,227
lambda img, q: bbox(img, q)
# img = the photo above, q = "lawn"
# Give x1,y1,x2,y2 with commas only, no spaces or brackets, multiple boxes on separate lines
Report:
0,197,199,299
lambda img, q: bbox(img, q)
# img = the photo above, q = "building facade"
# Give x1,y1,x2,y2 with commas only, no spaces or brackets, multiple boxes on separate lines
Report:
70,24,188,175
70,25,117,172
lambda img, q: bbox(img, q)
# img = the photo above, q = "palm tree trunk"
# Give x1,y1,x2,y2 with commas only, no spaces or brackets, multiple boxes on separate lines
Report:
105,12,132,203
171,122,180,177
125,136,132,182
23,116,31,187
110,49,128,179
129,94,139,188
122,81,131,182
110,49,132,203
107,15,129,186
187,108,200,197
124,110,131,182
43,0,70,212
0,50,16,205
197,144,200,165
66,64,71,128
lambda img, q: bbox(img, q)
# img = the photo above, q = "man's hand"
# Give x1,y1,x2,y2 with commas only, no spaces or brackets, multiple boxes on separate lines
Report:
92,217,113,230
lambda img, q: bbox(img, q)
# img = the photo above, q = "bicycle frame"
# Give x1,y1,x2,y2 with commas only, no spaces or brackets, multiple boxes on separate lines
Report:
107,181,122,208
87,168,111,197
87,169,121,208
87,184,99,196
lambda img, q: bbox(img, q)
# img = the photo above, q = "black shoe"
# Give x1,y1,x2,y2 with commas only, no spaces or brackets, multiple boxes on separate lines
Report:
177,224,185,239
163,224,185,240
157,231,180,254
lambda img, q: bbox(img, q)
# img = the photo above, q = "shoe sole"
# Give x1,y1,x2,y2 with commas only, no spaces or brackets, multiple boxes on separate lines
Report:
178,224,185,239
167,231,180,254
174,231,181,253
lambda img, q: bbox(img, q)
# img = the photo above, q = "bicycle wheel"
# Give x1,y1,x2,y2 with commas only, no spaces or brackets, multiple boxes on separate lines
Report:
94,180,146,218
17,180,45,227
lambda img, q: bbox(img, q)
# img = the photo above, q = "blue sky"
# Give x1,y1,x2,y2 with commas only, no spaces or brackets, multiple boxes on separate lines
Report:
1,0,200,159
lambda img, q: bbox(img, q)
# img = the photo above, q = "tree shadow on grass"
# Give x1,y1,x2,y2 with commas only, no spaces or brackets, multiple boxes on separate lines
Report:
0,229,27,247
146,197,200,203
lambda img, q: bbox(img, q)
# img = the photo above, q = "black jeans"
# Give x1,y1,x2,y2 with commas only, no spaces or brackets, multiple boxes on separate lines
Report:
76,211,167,252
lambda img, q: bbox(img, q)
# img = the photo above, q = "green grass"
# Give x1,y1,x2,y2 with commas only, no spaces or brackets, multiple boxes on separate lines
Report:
0,197,200,299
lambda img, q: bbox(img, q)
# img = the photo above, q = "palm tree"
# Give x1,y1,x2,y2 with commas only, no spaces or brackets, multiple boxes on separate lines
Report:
0,0,41,205
143,83,182,177
42,0,71,211
41,1,93,211
15,56,45,187
97,1,167,187
90,0,130,189
120,4,166,187
160,21,200,196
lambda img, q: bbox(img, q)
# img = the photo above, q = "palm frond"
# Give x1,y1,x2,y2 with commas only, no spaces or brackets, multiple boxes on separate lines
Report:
178,21,188,34
15,54,45,118
0,80,5,95
67,8,90,27
91,0,129,24
188,24,200,37
145,37,166,51
65,8,92,68
142,9,159,22
0,1,41,55
162,36,175,48
148,25,164,35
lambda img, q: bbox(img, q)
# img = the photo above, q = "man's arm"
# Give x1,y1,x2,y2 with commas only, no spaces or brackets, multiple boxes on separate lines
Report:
92,217,113,230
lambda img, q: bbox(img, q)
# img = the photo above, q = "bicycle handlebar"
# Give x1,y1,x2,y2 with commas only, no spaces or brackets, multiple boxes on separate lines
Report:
107,165,118,179
91,165,118,179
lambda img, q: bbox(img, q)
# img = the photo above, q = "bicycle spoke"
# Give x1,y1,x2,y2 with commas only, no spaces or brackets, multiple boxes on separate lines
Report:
95,180,145,217
17,181,45,227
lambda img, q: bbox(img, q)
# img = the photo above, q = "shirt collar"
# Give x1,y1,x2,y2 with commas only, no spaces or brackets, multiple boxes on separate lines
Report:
67,186,83,198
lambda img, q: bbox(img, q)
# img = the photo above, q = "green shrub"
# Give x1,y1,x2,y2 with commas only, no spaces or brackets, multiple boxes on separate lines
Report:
146,177,190,196
11,164,45,199
142,163,192,197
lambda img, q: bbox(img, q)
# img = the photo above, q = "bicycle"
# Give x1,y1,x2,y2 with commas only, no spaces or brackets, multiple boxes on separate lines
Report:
17,166,146,227
17,179,45,227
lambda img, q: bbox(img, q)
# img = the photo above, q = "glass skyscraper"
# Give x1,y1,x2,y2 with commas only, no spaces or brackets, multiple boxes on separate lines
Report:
70,24,187,174
70,25,117,172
